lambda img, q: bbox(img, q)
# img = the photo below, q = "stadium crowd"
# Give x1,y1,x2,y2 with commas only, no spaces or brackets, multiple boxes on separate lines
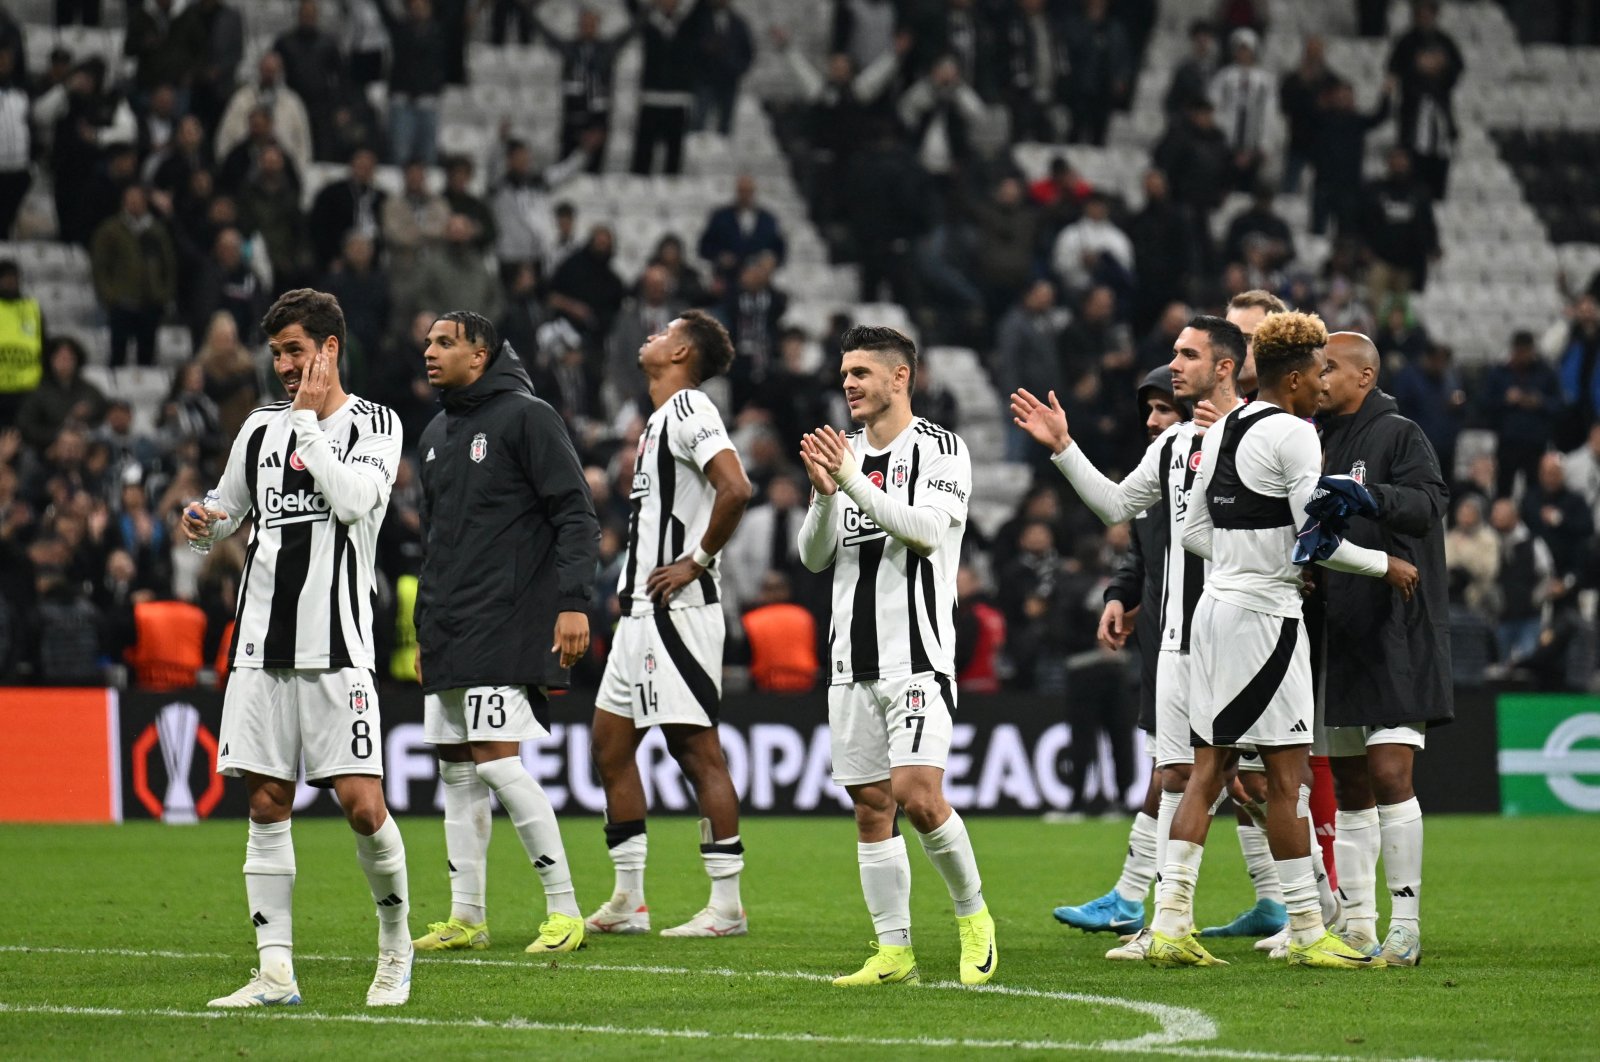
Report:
0,0,1597,724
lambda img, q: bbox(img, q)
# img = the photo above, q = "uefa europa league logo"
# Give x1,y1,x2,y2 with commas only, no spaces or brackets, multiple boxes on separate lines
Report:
156,702,201,826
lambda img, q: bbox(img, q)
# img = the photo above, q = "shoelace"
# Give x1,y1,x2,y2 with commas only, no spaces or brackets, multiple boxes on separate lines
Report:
371,954,409,988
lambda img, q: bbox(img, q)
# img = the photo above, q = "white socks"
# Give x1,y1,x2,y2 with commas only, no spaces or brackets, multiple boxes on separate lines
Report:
477,757,579,919
1114,812,1159,903
1306,803,1339,925
1277,854,1325,947
604,819,648,908
1153,839,1204,936
244,819,295,984
858,835,912,946
1334,807,1381,939
1379,797,1423,933
699,819,744,918
440,760,491,924
1236,824,1285,904
353,814,411,955
915,812,986,917
1155,789,1182,885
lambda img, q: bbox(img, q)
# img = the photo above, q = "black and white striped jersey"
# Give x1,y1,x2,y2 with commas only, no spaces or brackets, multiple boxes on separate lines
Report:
1051,421,1208,651
211,396,401,670
616,387,737,616
804,418,971,685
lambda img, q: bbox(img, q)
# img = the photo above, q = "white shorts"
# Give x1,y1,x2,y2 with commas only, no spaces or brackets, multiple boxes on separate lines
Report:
1237,748,1265,772
829,672,956,786
218,667,383,785
424,685,549,745
1153,650,1194,768
596,605,724,729
1317,723,1426,758
1189,596,1314,749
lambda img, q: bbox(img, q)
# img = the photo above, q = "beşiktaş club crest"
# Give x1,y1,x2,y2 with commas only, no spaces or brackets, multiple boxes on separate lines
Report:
470,432,488,463
644,651,657,674
1350,459,1367,486
350,687,370,715
892,462,909,487
906,687,926,711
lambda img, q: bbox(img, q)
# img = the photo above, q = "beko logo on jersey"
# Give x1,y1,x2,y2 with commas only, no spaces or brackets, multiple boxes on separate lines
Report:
842,506,887,547
630,472,652,499
926,478,967,502
263,486,332,527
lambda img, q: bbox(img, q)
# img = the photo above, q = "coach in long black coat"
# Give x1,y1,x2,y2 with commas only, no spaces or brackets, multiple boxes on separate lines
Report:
416,337,600,695
1318,383,1454,730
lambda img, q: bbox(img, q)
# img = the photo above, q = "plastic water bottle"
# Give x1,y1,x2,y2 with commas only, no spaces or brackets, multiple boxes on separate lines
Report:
188,489,222,555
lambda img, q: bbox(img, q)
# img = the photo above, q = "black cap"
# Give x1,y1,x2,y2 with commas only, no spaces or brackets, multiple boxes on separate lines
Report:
1137,365,1190,423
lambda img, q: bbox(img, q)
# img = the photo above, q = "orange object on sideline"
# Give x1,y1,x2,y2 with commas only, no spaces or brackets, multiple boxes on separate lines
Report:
0,688,120,822
124,600,208,691
215,620,235,684
742,603,819,692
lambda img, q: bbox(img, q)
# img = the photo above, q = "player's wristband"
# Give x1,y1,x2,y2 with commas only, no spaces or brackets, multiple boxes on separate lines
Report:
692,546,716,569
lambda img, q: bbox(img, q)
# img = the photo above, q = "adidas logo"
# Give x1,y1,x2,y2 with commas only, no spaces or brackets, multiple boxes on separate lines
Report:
258,451,283,468
533,855,556,869
447,860,458,873
221,743,229,756
251,911,269,927
426,448,436,462
1391,886,1417,898
377,893,405,908
1289,720,1309,733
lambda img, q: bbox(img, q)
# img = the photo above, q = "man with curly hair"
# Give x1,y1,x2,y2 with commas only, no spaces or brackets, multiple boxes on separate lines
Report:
1149,311,1420,969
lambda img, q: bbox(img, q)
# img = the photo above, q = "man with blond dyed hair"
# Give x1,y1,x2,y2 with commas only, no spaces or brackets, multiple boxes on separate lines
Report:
1147,311,1419,969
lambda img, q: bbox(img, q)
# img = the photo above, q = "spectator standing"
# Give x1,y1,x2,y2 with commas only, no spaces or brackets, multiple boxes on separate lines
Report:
1127,169,1193,331
322,232,390,387
378,0,448,165
124,0,205,102
381,159,450,271
1060,0,1132,146
40,58,138,246
1561,424,1600,529
147,114,211,198
490,137,584,280
648,232,712,307
1552,294,1600,450
274,0,346,160
91,185,177,368
896,54,986,188
1444,496,1498,617
993,279,1064,463
740,570,818,692
216,53,314,179
1051,194,1134,301
1152,99,1230,264
309,147,387,270
342,0,391,86
1373,302,1431,363
1208,28,1275,191
533,0,639,171
1278,36,1340,194
189,0,245,131
604,263,681,414
1359,146,1439,304
194,310,260,443
546,224,626,347
0,260,42,426
971,175,1039,328
998,0,1067,142
17,337,107,451
1060,284,1135,405
720,254,787,408
1391,342,1466,480
721,470,807,616
238,144,312,295
442,155,495,251
631,0,709,175
845,120,931,304
190,227,269,347
1385,0,1464,200
398,213,504,329
1478,327,1555,499
694,0,754,135
0,46,27,238
1488,497,1554,661
696,174,786,288
1164,20,1217,118
1222,182,1295,269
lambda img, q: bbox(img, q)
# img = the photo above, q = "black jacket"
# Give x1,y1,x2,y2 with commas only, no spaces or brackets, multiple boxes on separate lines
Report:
1317,389,1453,728
416,348,599,693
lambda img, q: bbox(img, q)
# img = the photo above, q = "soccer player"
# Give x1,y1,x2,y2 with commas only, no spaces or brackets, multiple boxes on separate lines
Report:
1315,331,1452,966
185,289,413,1007
409,312,600,956
1152,311,1418,968
798,325,996,987
1050,367,1187,951
1011,316,1250,962
584,310,755,938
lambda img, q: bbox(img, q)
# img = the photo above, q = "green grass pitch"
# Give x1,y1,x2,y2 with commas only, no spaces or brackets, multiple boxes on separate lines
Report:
1,815,1595,1060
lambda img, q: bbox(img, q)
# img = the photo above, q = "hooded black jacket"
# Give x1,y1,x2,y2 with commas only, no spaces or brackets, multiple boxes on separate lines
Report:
415,348,599,693
1103,366,1189,733
1316,388,1453,728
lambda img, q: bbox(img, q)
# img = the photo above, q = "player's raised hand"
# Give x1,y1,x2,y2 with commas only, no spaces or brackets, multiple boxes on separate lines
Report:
552,610,590,669
1192,400,1221,433
799,443,836,497
801,427,857,485
1384,556,1420,601
1009,388,1071,453
292,347,332,413
647,556,705,607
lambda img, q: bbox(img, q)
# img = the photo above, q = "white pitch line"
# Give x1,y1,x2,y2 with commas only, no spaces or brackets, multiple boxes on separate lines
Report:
0,946,1508,1062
